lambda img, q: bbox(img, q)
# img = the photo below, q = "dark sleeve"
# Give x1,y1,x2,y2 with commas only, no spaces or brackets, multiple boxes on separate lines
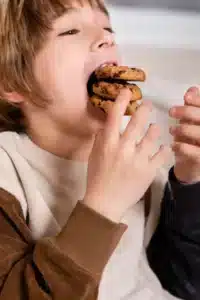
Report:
147,167,200,300
0,188,126,300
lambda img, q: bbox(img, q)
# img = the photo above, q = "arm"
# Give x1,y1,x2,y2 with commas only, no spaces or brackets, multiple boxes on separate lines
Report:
0,188,126,299
147,167,200,300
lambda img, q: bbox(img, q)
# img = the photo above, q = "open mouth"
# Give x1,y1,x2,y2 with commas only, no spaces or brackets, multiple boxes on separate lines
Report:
87,71,98,96
87,63,117,97
87,64,145,115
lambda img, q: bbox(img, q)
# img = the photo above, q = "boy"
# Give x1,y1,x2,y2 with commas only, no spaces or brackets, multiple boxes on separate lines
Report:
0,0,200,299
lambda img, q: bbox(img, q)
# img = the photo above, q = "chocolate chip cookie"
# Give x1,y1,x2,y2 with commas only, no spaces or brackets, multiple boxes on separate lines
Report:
95,66,146,82
90,95,139,116
92,81,142,102
88,65,146,115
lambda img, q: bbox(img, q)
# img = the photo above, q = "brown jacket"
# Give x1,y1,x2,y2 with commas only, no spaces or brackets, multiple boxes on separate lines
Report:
0,188,126,299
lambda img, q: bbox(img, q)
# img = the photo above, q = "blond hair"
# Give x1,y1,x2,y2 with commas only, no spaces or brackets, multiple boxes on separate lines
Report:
0,0,108,132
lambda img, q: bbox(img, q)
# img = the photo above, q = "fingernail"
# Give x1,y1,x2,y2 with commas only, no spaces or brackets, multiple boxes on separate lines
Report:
169,107,176,116
185,93,193,102
171,144,175,151
172,142,180,151
188,86,200,96
171,142,176,150
185,87,200,103
169,126,177,134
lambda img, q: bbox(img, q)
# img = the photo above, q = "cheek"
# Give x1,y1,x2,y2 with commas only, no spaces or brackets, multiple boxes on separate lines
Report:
34,45,87,104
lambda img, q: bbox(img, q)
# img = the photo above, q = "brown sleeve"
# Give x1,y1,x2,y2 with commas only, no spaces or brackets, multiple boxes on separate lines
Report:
0,188,127,300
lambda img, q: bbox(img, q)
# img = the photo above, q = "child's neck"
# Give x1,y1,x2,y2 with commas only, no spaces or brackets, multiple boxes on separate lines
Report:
27,128,95,162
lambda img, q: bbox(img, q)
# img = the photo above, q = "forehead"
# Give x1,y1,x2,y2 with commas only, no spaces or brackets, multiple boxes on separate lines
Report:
51,0,110,32
59,0,109,16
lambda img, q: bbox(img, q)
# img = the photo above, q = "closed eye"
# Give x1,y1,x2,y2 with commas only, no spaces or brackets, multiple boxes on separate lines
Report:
58,27,115,37
58,29,80,36
104,27,115,34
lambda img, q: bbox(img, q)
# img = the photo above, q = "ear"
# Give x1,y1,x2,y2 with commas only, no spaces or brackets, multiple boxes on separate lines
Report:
4,92,24,104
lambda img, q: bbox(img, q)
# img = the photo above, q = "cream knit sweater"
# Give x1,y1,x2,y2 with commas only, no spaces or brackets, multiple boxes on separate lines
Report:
0,131,180,300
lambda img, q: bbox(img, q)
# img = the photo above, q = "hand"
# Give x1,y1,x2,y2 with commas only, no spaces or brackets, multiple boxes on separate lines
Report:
83,89,170,223
169,86,200,183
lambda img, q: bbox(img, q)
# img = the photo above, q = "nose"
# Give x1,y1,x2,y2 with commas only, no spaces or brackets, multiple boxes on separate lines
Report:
90,29,115,52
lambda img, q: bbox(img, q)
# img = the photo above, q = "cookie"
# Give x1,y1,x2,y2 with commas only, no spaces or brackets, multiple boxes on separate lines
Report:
95,66,146,82
92,81,142,101
90,95,139,116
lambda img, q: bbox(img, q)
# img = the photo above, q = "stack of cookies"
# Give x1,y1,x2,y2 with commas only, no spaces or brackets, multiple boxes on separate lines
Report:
89,65,146,115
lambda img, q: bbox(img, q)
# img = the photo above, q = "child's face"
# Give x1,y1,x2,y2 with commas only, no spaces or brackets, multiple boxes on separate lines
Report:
32,2,120,137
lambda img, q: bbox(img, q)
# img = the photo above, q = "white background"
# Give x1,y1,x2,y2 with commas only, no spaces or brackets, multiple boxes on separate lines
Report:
108,6,200,148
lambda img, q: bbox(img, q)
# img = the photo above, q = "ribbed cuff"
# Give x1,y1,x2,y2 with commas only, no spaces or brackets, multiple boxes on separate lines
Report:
56,201,127,281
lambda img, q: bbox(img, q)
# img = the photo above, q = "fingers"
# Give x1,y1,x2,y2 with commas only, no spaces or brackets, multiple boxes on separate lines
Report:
170,124,200,146
184,86,200,106
169,86,200,124
172,142,200,163
169,106,200,124
104,89,132,144
151,145,171,169
137,124,160,157
121,101,152,145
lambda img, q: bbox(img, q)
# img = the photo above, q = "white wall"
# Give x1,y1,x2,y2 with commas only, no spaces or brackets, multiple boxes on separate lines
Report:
108,6,200,148
109,6,200,49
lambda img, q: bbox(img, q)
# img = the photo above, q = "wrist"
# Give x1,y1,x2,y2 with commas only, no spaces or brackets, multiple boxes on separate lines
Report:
174,163,200,184
83,197,122,223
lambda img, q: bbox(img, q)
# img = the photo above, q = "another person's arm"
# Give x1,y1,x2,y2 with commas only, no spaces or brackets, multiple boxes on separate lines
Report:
147,167,200,300
148,86,200,300
0,188,126,299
